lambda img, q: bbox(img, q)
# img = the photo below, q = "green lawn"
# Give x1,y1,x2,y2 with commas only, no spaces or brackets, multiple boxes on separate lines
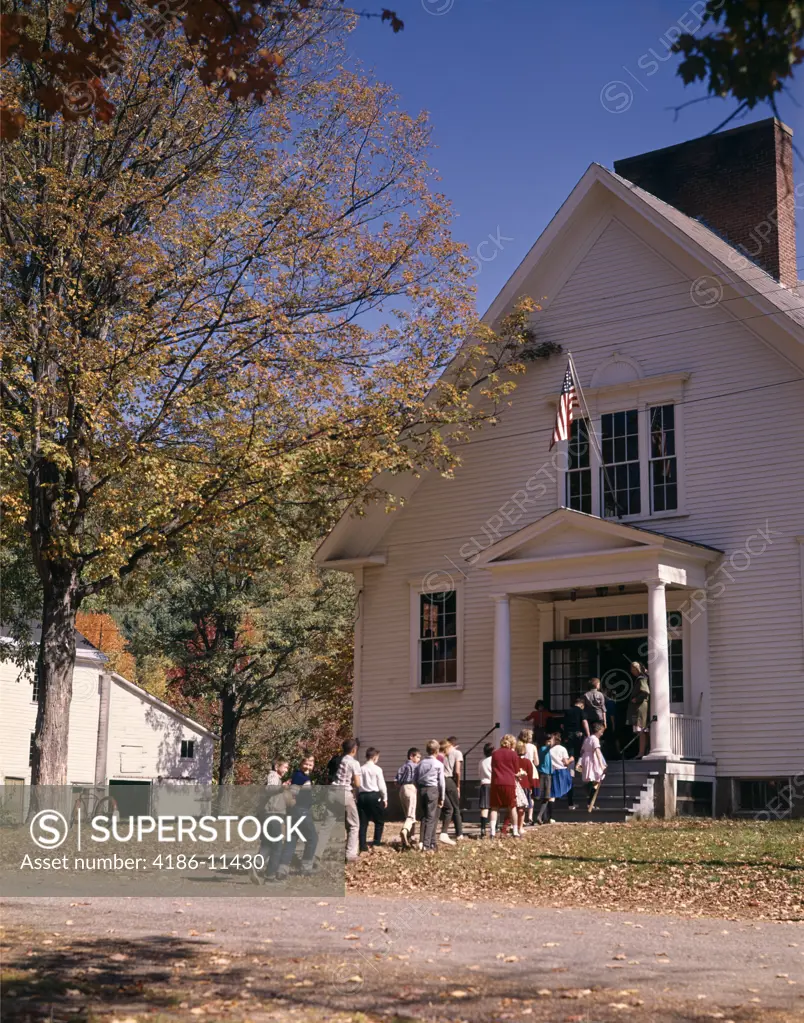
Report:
348,818,804,920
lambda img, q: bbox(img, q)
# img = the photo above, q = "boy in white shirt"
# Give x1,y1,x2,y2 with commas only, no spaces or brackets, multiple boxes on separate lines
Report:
478,741,494,839
332,738,362,861
357,747,387,851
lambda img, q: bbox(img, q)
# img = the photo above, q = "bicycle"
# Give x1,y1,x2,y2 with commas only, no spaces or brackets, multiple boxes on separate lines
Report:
70,789,118,829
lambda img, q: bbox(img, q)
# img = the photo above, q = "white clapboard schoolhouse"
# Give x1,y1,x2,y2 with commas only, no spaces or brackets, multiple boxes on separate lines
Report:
317,118,804,819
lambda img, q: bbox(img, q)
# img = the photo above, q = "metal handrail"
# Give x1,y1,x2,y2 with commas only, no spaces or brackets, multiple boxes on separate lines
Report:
459,723,500,815
619,734,641,810
463,722,500,763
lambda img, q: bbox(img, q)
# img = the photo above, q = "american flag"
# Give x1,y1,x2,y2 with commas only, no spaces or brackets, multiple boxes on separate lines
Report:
549,362,579,449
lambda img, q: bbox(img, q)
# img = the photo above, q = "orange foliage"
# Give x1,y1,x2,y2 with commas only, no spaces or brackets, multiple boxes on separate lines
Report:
75,612,136,679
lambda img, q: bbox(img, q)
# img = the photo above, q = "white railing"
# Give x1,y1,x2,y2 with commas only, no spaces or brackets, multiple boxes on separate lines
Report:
669,713,703,760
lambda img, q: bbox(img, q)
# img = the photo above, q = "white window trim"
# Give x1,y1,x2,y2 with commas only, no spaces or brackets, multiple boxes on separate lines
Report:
554,372,689,523
409,579,464,692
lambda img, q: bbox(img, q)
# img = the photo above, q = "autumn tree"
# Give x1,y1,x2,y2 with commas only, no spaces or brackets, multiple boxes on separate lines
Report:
118,528,353,784
0,0,403,138
1,5,548,785
673,1,804,124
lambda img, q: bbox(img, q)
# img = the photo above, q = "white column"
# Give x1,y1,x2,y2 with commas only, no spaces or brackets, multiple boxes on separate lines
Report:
645,577,673,759
492,594,512,738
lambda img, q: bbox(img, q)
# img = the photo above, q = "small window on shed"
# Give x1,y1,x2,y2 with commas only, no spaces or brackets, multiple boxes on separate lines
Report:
180,740,195,760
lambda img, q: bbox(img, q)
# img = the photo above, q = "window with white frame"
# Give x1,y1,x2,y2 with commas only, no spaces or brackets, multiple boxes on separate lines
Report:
668,610,684,704
180,739,195,760
565,418,592,514
561,400,682,521
419,591,457,686
601,408,641,517
411,587,461,688
649,404,678,513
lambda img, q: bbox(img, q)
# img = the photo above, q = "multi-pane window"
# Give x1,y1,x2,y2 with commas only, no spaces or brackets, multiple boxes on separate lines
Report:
667,610,684,704
29,733,36,767
565,418,592,514
650,404,678,512
669,638,684,704
601,409,641,517
567,611,685,704
31,669,40,703
568,614,648,635
548,645,592,711
180,740,195,759
419,591,457,686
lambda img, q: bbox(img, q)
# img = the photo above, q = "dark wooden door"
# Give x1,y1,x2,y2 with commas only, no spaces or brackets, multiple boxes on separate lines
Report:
542,641,598,712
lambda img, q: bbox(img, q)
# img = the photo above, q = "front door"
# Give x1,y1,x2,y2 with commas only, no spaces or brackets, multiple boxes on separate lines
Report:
598,637,647,756
544,638,647,758
542,641,597,712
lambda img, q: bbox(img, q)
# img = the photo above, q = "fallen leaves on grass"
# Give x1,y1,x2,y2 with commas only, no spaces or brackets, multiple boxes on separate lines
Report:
347,819,803,921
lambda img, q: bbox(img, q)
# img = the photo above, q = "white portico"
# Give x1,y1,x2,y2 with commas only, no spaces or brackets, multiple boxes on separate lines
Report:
474,509,722,763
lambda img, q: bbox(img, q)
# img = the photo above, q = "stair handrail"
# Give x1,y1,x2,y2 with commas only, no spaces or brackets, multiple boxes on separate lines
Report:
458,723,500,817
463,722,500,763
620,734,641,811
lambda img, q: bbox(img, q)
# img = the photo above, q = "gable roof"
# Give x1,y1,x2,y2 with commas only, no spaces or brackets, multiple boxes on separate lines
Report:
0,623,106,664
485,162,804,335
111,672,217,741
317,160,804,567
0,621,216,740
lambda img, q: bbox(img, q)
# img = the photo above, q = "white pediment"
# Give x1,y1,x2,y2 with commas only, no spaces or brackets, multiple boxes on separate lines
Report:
509,523,643,561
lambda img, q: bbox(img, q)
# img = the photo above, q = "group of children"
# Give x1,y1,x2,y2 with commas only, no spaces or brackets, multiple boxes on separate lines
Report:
475,724,607,838
329,735,465,857
367,724,607,851
328,684,618,858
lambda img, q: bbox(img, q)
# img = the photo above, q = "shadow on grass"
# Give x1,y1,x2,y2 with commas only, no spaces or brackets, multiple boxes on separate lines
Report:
524,853,803,871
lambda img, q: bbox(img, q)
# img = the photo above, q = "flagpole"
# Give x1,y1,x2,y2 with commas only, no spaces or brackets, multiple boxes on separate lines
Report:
566,352,603,467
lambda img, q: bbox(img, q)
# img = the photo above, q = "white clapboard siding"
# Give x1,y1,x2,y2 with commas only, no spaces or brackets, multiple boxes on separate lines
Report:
0,656,102,784
354,213,804,780
0,651,214,785
106,675,214,783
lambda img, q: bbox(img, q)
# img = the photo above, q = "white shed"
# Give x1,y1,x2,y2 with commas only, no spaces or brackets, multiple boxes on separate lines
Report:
0,626,215,796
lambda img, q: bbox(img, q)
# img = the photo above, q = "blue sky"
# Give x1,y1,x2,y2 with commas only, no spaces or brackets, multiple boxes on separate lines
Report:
348,0,804,314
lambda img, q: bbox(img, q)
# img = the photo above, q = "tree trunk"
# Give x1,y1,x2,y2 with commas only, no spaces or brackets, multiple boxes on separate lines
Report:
218,686,240,785
31,570,80,786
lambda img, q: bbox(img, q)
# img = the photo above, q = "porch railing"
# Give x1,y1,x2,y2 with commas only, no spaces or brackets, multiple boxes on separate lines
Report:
669,713,702,760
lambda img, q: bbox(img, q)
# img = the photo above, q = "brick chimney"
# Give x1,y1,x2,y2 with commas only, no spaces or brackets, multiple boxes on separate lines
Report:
614,118,797,288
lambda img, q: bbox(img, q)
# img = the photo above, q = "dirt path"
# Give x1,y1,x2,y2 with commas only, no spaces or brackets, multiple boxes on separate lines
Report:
3,895,803,1021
